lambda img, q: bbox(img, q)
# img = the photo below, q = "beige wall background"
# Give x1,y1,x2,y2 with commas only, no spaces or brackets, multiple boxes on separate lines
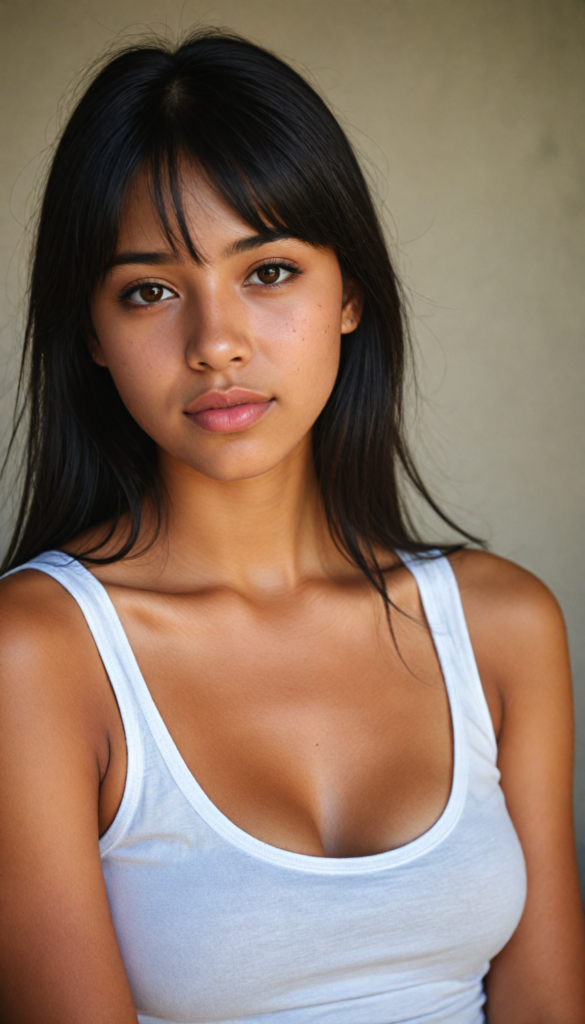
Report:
1,0,584,883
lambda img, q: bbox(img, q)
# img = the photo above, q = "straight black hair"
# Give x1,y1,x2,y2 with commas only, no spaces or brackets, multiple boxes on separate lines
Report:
2,28,479,612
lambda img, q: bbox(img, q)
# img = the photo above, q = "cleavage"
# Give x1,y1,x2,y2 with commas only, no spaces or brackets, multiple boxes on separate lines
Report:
102,582,454,857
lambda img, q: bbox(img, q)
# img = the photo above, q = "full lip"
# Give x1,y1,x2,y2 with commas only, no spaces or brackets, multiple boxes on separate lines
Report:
183,388,275,434
184,388,273,416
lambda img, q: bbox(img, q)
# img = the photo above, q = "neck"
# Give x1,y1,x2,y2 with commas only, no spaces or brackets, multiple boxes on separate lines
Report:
149,434,340,595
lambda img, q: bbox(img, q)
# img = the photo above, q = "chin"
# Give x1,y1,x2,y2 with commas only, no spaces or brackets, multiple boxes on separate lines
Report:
181,447,297,484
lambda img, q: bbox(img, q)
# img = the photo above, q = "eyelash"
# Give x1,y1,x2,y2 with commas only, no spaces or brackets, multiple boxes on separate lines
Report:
118,261,302,305
117,281,174,305
245,261,302,287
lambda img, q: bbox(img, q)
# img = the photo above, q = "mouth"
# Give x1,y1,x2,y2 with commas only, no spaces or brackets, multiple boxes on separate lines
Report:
183,389,275,434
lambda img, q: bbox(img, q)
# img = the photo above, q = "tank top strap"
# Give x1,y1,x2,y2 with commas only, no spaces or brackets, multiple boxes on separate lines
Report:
3,550,144,852
398,550,498,759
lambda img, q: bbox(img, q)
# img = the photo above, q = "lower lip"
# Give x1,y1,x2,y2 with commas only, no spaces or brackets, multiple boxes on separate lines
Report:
186,400,274,433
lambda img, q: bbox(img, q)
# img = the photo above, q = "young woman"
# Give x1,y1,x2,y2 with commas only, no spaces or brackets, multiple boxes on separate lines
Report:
0,29,583,1024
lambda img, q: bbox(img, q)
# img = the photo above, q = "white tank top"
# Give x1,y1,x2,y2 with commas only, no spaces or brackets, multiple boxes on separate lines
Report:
11,550,527,1024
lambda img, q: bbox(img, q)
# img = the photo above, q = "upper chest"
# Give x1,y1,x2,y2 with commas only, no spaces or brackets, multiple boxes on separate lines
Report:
100,573,461,856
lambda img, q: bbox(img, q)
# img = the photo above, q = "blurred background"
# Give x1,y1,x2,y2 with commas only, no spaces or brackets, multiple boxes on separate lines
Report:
1,0,584,889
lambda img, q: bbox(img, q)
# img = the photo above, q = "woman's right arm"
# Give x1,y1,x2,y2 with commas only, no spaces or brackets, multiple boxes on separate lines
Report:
0,571,138,1024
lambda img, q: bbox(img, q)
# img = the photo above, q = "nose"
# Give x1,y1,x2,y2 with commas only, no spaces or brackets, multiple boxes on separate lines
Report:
184,286,252,372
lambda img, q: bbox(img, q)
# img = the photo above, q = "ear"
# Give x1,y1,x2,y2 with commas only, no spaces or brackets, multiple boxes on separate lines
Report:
85,315,108,367
88,339,108,367
340,276,364,334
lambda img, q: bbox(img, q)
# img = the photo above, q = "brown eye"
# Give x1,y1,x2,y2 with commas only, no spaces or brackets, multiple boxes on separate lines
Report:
138,284,164,303
256,265,282,284
126,283,175,305
246,263,297,288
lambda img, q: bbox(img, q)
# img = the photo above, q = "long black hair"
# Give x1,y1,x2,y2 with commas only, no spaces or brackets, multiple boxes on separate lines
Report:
2,28,478,610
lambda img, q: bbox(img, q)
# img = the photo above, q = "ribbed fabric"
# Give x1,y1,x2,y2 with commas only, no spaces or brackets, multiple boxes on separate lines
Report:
9,551,526,1023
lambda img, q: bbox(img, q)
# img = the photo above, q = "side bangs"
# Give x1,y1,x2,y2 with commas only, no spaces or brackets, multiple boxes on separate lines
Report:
129,38,358,268
140,148,291,266
139,123,336,268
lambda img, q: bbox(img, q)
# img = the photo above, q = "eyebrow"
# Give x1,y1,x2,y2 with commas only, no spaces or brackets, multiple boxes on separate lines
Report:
108,231,299,270
221,231,298,258
108,251,178,268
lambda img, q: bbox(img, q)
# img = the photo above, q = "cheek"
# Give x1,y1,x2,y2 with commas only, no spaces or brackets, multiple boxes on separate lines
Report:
264,300,342,419
93,315,181,421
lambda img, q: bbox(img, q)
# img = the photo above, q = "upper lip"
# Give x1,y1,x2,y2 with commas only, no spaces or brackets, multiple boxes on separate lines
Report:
184,388,273,415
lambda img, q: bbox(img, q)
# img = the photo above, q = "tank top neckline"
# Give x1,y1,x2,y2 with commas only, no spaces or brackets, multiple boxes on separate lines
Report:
21,549,470,874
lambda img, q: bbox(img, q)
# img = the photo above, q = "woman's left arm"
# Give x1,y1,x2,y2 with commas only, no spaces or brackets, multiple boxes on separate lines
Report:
452,551,585,1024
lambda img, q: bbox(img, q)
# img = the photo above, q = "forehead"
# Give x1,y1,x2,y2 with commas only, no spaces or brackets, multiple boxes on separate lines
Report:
117,164,254,257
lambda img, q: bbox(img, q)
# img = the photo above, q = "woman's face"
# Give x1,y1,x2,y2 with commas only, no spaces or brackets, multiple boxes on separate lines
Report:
90,168,362,483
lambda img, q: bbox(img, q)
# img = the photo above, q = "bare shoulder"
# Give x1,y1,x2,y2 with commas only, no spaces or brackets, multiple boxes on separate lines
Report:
0,567,89,669
0,568,112,762
446,550,570,721
448,549,566,657
448,548,563,623
0,563,78,616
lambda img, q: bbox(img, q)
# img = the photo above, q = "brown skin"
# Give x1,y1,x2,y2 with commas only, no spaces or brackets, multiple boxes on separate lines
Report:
0,169,584,1023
